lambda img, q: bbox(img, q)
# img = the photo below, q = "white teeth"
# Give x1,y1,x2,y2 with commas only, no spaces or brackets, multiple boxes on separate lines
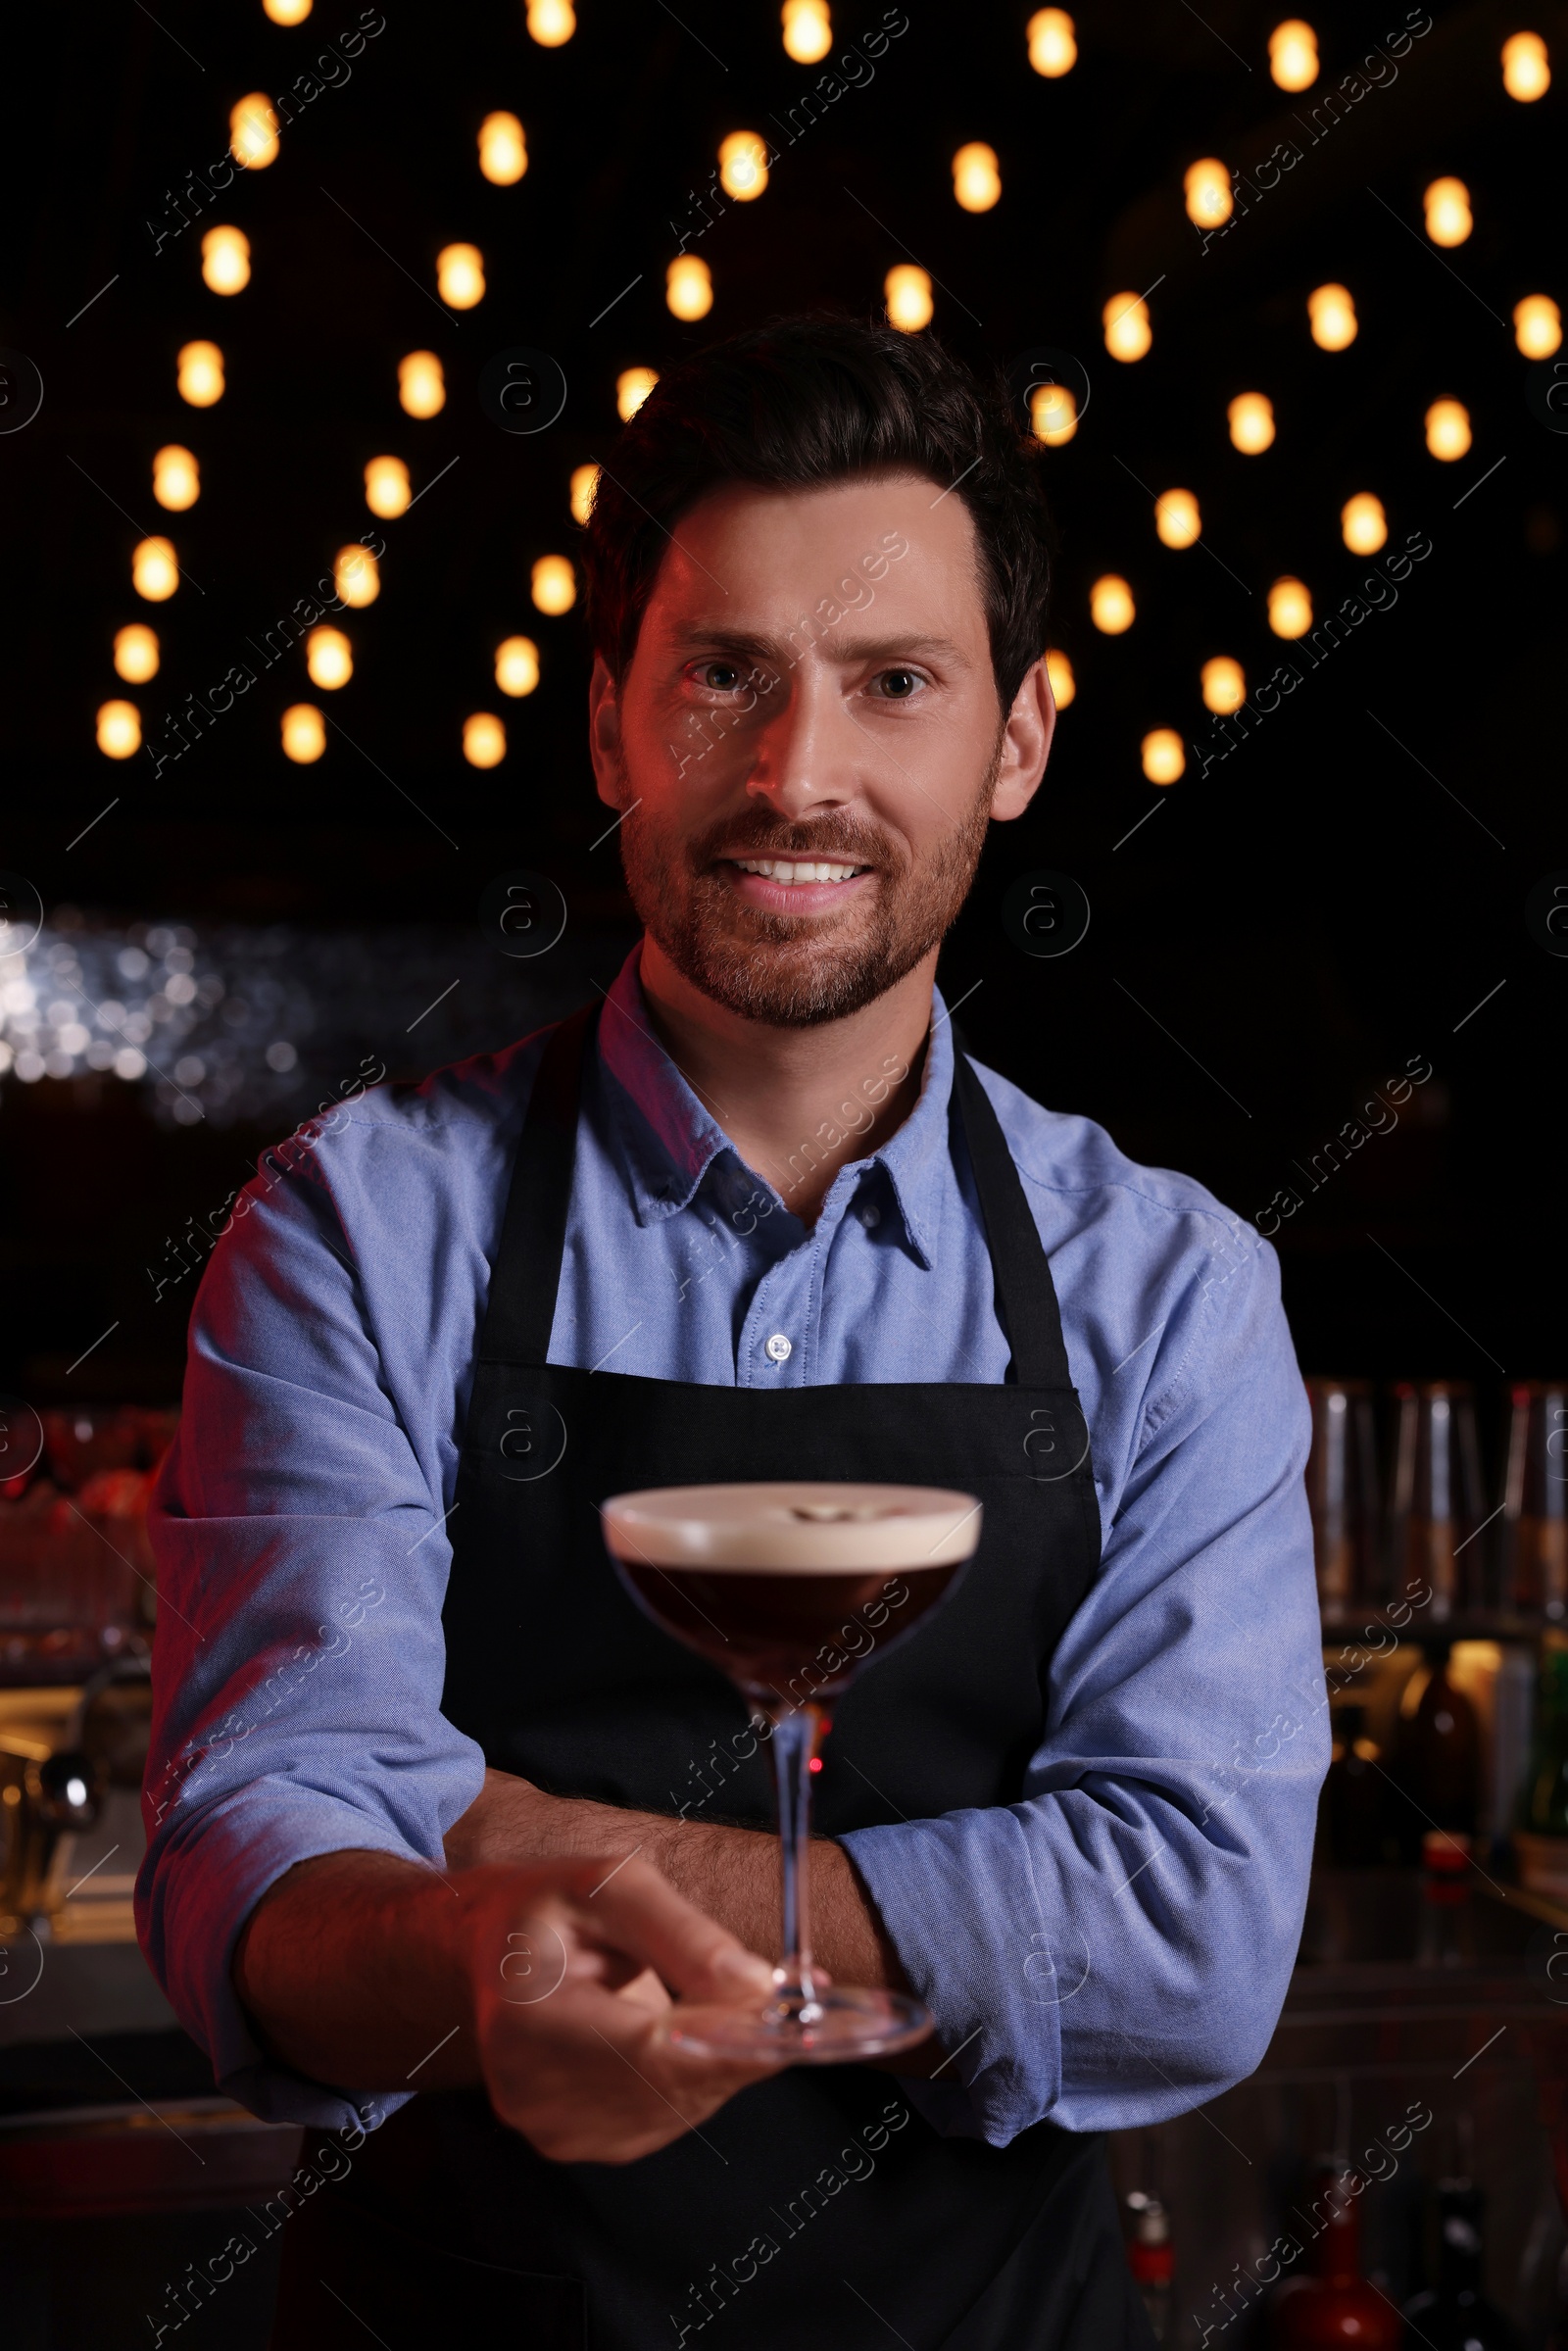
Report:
733,857,864,884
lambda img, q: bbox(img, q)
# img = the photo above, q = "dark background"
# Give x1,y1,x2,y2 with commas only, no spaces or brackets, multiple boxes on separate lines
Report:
2,0,1563,1448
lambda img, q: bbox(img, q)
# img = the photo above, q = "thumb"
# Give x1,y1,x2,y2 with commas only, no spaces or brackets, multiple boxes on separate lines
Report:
583,1859,774,2005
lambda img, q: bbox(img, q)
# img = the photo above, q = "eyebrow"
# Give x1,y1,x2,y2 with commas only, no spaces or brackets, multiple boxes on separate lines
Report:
669,625,971,668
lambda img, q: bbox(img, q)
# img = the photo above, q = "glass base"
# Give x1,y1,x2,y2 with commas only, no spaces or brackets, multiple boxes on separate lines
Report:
662,1984,932,2064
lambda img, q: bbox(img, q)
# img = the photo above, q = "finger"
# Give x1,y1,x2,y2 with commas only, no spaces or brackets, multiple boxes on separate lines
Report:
563,1857,775,2007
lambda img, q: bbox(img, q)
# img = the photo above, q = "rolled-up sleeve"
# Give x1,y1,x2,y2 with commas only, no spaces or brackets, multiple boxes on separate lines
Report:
840,1221,1326,2146
135,1123,487,2128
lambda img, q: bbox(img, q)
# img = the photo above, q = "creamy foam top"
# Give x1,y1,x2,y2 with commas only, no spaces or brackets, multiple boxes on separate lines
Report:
601,1482,982,1572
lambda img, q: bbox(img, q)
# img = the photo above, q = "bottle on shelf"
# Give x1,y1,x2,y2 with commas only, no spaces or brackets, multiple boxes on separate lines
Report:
1319,1704,1392,1866
1390,1642,1481,1863
1401,2179,1524,2348
1498,1382,1568,1620
1305,1379,1382,1624
1416,1827,1476,1967
1516,1637,1568,1900
1389,1383,1486,1621
1271,2165,1400,2345
1124,2191,1173,2342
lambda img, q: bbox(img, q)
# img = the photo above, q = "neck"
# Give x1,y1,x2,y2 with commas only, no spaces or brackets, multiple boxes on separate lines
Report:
635,935,939,1226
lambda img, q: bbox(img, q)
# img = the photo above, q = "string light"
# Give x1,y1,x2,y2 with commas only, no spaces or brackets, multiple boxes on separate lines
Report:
1515,294,1562,358
153,446,200,512
1341,493,1387,554
531,555,576,614
1307,283,1357,350
97,701,141,759
1228,392,1275,453
201,225,251,294
1090,575,1135,633
616,367,659,420
464,712,507,767
365,456,411,518
885,266,933,332
666,255,713,320
1154,489,1200,549
718,132,769,200
230,94,280,170
334,546,380,608
263,0,313,19
953,144,1002,213
1046,649,1075,709
478,112,527,184
1268,21,1318,88
1026,9,1076,74
1267,577,1312,638
437,244,485,308
1183,159,1232,228
398,352,446,417
1423,177,1472,247
1029,383,1077,445
305,626,353,688
496,636,540,696
1141,730,1185,784
526,0,575,43
1102,292,1151,362
114,624,160,683
133,538,179,601
569,463,601,523
1501,30,1549,98
782,0,832,64
1425,398,1471,461
177,340,224,405
1200,657,1246,713
281,705,326,762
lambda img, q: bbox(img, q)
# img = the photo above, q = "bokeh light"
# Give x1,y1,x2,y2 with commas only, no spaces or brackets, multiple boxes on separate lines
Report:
133,538,179,601
1046,648,1075,708
436,243,485,308
464,712,507,767
496,637,540,697
478,112,527,184
1423,177,1472,247
1268,21,1318,88
1268,576,1313,638
1515,294,1562,358
230,95,280,169
334,546,380,608
262,0,312,20
1341,493,1388,554
152,446,200,512
1307,283,1357,351
782,0,832,64
1026,9,1076,74
1200,657,1246,714
398,352,446,417
1029,383,1077,445
281,705,326,762
1154,489,1200,549
885,266,933,332
1228,392,1276,453
97,701,141,759
1425,398,1471,461
1142,730,1185,784
1102,293,1152,362
526,0,575,43
1091,575,1135,633
531,555,576,614
719,132,769,200
616,366,659,420
305,626,353,689
177,340,224,405
569,463,601,524
201,225,251,294
953,144,1002,213
114,624,160,684
365,456,411,518
1183,159,1232,228
1501,30,1549,99
666,255,713,320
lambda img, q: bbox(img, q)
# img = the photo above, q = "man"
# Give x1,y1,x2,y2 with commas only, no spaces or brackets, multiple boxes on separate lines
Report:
139,317,1327,2349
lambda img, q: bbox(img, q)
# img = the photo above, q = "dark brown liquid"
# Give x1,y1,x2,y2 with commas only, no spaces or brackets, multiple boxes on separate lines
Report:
619,1560,960,1699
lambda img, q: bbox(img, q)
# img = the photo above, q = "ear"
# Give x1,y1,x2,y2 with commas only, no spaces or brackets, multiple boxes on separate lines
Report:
989,654,1055,822
588,655,628,809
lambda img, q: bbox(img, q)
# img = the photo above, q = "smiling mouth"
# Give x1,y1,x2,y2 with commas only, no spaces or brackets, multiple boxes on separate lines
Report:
722,857,872,886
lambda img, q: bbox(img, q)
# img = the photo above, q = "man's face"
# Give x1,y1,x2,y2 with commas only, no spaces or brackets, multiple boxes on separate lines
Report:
590,470,1052,1027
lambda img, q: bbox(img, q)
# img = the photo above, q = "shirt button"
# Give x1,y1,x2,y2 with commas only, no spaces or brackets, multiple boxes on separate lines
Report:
764,1333,793,1364
859,1202,880,1228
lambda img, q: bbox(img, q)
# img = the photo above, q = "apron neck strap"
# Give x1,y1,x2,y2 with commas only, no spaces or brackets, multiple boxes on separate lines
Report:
947,1025,1074,1390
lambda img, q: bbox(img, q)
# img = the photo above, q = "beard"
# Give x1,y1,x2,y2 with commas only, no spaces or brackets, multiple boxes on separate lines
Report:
616,745,1000,1029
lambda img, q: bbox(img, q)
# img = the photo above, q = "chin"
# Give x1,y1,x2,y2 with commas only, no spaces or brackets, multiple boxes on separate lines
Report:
658,924,935,1029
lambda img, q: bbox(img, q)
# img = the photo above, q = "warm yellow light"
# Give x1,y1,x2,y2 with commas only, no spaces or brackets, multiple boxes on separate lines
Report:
569,463,601,524
1515,294,1562,358
1029,383,1077,445
1102,292,1152,362
1090,575,1135,634
1200,657,1246,714
1026,8,1076,73
263,0,312,19
305,626,352,689
114,624,160,684
1268,576,1313,638
885,265,934,333
616,366,660,421
281,705,326,762
1424,176,1472,248
334,545,380,608
666,255,713,321
152,445,200,512
531,555,576,615
1307,282,1357,351
1268,20,1318,88
464,712,508,767
230,94,280,170
1502,30,1549,99
1142,729,1185,785
437,243,485,308
782,0,832,65
1228,391,1276,453
953,143,1002,214
478,111,527,184
496,636,541,697
526,0,575,42
398,351,446,418
1045,648,1075,709
718,131,769,201
1425,398,1471,461
365,456,411,518
97,700,141,759
177,340,224,406
201,224,251,294
133,537,179,602
1183,158,1232,228
1154,489,1200,549
1341,493,1387,555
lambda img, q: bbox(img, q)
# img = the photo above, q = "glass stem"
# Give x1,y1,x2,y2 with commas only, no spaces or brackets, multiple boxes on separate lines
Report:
768,1700,822,2014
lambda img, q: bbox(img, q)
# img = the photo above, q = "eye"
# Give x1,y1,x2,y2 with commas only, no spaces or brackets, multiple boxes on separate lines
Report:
693,660,746,694
868,666,926,701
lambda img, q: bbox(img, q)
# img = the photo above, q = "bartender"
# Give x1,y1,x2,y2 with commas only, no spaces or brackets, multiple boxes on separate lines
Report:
139,316,1327,2349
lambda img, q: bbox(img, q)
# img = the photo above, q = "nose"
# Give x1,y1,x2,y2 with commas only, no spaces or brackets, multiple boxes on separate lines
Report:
744,660,857,820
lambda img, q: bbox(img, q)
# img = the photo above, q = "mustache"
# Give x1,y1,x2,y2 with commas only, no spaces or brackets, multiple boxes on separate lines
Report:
687,813,901,868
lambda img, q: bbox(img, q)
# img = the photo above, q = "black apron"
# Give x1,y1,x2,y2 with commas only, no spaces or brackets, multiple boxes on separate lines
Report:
272,1003,1155,2350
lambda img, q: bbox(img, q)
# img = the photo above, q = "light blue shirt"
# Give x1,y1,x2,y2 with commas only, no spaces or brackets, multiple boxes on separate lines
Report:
137,942,1327,2147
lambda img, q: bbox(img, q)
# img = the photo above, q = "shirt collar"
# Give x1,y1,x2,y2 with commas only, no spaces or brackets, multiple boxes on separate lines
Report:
593,941,957,1268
